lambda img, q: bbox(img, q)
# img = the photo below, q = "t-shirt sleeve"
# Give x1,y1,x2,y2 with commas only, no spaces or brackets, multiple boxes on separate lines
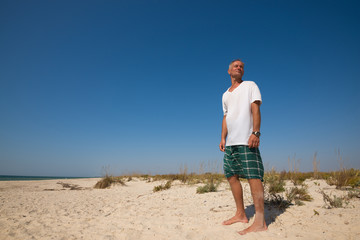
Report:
251,82,262,104
222,93,228,115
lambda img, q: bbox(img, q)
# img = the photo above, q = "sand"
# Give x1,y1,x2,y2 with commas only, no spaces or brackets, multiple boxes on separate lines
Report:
0,178,359,240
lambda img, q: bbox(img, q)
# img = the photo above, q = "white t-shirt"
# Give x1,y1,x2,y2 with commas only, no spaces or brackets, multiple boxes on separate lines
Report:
222,81,262,146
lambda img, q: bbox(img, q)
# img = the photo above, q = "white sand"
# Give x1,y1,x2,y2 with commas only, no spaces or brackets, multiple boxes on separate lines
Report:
0,178,359,240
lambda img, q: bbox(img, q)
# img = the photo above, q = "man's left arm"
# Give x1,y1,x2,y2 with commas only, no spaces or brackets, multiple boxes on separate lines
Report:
248,101,261,148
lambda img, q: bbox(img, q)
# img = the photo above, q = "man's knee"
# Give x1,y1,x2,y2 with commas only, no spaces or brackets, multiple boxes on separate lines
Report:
248,179,264,195
227,175,239,184
248,178,263,186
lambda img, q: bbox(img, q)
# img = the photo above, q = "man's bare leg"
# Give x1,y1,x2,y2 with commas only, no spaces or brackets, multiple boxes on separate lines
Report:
222,175,249,225
238,178,267,235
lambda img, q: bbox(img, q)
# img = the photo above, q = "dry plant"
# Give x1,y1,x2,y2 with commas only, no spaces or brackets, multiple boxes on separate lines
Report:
264,168,285,194
347,169,360,188
57,182,83,190
193,161,223,193
265,194,292,210
326,154,360,189
347,189,360,199
321,182,359,209
153,180,172,192
196,178,219,194
288,154,306,185
141,174,151,181
286,185,313,205
94,175,125,189
179,164,189,183
320,190,348,208
313,152,320,179
264,169,291,209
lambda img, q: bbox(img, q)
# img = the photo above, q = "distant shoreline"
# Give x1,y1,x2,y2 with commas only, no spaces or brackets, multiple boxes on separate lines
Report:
0,175,99,181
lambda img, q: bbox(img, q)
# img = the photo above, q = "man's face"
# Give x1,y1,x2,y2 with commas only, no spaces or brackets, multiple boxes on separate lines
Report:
228,61,244,79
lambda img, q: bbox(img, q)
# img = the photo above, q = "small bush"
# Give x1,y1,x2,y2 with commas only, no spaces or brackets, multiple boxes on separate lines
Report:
196,179,219,194
94,175,125,189
265,193,291,210
346,189,360,199
326,168,360,189
153,180,172,192
320,190,347,208
290,172,308,186
286,186,312,205
141,175,150,181
264,170,285,194
57,182,83,190
294,199,305,206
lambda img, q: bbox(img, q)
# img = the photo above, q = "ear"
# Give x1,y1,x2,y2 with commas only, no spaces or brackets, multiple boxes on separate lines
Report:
228,68,231,75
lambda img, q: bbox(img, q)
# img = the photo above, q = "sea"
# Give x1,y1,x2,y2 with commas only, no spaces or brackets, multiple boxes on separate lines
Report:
0,175,95,181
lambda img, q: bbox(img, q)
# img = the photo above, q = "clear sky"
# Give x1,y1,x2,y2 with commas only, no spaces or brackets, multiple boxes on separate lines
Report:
1,0,359,177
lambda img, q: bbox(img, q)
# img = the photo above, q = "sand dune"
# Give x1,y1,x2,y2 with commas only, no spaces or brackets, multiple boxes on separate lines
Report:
0,178,359,240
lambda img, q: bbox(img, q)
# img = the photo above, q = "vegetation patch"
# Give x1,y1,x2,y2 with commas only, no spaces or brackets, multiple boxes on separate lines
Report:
321,188,360,208
153,180,172,192
286,185,313,205
57,182,83,190
326,168,360,189
264,169,285,194
196,179,220,194
320,190,347,208
265,193,292,210
94,175,125,189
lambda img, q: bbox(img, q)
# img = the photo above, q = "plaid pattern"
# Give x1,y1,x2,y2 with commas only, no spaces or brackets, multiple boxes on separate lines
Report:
223,145,264,181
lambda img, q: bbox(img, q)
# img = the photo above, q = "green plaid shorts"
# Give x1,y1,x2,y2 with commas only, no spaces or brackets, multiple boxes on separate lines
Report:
223,145,264,181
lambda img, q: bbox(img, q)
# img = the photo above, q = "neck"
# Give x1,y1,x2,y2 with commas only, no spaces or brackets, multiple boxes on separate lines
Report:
231,77,243,86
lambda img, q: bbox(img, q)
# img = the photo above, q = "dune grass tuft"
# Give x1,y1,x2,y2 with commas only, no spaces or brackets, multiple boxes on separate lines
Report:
325,168,360,189
286,185,312,205
94,175,125,189
196,178,220,194
153,180,172,192
264,169,285,194
320,190,347,208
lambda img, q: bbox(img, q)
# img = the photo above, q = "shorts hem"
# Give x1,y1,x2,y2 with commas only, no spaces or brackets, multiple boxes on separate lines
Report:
224,174,264,182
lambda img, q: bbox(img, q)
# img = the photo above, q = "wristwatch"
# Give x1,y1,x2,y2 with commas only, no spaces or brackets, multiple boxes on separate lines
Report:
252,131,261,137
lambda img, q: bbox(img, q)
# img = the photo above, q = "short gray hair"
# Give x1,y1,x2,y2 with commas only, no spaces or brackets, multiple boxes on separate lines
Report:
229,59,244,69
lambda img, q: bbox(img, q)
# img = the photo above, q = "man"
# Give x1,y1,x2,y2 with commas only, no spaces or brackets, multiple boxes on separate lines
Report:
219,59,267,235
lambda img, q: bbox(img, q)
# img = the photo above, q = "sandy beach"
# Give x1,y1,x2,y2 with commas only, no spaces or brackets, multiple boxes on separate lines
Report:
0,178,359,240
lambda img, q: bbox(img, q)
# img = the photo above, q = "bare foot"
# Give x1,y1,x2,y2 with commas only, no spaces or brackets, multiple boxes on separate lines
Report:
222,215,249,225
238,222,267,235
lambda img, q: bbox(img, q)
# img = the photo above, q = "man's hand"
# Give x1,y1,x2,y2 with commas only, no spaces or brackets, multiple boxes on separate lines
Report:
248,134,260,148
219,139,226,152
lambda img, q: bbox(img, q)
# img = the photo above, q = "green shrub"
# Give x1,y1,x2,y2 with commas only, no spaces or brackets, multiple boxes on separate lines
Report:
196,179,219,194
153,180,172,192
347,189,360,199
94,175,125,189
264,170,285,194
264,193,291,210
321,190,347,208
286,185,312,205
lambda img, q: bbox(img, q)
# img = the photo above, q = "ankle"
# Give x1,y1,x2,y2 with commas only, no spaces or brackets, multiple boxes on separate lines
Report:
235,211,246,218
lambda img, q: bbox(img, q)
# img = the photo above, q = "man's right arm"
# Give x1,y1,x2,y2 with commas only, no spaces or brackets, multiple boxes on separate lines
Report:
219,115,227,152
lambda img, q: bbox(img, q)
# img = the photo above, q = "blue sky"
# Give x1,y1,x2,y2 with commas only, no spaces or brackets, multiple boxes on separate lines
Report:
1,0,359,177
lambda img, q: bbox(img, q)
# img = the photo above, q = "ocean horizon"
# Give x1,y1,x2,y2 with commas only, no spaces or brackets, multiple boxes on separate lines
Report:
0,175,97,181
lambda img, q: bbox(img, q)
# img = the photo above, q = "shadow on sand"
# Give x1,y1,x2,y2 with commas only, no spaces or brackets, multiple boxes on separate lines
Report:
245,202,291,227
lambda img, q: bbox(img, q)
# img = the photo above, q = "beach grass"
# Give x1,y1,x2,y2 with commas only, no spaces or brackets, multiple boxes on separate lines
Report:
94,175,125,189
90,166,360,211
153,180,172,192
94,163,360,206
262,165,359,209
